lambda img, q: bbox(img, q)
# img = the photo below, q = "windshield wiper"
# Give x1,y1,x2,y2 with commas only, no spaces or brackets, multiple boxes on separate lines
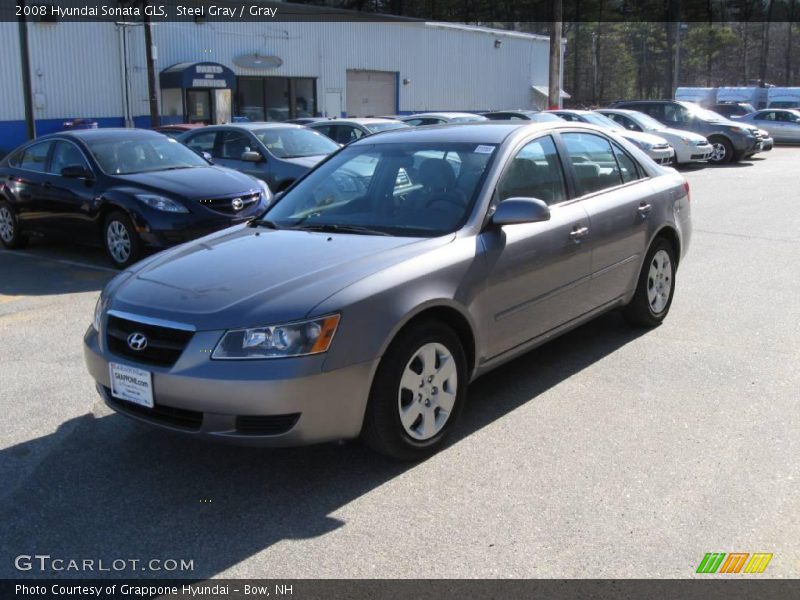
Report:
288,223,391,236
248,218,280,229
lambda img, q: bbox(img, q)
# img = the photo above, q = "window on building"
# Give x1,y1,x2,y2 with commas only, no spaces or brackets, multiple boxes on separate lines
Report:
236,77,317,122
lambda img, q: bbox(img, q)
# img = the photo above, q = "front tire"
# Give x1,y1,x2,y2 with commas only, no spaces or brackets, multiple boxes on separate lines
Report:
623,238,677,328
0,201,29,249
708,137,734,165
103,211,141,269
361,320,467,460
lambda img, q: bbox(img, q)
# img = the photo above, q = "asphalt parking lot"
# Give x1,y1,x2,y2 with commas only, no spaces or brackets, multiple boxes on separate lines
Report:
1,148,798,579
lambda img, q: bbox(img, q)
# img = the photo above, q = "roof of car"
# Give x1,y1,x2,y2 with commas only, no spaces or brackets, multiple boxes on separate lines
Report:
484,109,539,115
310,118,405,126
41,128,165,142
400,112,485,119
197,122,308,131
348,121,572,145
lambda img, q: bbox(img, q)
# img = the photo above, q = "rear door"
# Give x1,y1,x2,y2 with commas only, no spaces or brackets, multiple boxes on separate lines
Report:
480,135,592,358
4,140,54,232
560,131,651,306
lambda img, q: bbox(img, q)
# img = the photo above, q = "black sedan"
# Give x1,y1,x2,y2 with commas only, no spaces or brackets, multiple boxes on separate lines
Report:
178,123,340,193
0,129,271,267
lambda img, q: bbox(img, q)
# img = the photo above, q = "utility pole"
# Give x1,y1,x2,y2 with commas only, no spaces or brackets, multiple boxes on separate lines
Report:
17,2,36,140
672,22,682,97
142,0,159,127
547,0,563,109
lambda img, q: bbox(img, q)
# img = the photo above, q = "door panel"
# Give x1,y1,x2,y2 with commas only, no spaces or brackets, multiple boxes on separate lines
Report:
41,141,98,239
480,203,592,358
8,141,54,231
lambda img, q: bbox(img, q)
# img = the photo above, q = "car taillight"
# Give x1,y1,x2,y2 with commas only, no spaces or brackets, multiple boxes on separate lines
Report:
683,180,691,203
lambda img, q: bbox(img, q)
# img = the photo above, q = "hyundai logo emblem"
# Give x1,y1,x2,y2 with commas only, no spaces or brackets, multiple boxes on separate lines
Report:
127,332,148,351
231,197,244,211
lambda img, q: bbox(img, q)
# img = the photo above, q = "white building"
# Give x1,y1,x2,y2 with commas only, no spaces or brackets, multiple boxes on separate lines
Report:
0,8,564,152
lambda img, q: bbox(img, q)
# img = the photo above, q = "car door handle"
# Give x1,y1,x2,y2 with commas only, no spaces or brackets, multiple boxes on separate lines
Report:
638,202,652,218
569,226,589,242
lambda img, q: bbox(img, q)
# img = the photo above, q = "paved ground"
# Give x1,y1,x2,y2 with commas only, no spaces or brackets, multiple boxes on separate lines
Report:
1,148,798,579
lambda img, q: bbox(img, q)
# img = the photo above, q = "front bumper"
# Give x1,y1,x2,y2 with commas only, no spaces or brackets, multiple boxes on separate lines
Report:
647,147,675,165
84,326,379,446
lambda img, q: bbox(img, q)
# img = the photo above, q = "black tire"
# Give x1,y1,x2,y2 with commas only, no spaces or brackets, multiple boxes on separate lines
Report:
708,137,734,165
623,238,677,328
0,200,29,249
361,320,468,461
103,211,141,269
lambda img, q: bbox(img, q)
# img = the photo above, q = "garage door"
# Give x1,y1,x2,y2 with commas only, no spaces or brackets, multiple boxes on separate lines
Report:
346,70,396,117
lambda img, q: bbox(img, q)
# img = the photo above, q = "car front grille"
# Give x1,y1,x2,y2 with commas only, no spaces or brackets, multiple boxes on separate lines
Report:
236,413,301,436
197,192,261,215
105,389,203,430
107,315,194,367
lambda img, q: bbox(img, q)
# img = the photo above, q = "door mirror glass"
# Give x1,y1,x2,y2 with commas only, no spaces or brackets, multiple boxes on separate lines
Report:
492,198,550,226
241,150,263,163
60,165,93,179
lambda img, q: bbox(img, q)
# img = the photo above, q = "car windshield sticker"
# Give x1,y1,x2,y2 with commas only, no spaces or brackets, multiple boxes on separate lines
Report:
474,145,495,154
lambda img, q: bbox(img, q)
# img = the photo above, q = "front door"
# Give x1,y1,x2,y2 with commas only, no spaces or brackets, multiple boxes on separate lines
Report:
187,89,212,124
479,135,592,359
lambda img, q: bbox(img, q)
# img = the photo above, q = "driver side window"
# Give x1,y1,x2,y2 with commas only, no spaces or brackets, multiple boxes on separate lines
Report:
50,141,90,175
496,136,566,205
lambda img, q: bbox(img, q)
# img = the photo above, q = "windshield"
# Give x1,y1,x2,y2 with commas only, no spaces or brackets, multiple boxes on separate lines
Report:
450,115,488,122
683,103,729,121
264,142,496,237
253,127,339,159
626,112,665,131
86,136,208,175
581,112,624,129
365,122,409,133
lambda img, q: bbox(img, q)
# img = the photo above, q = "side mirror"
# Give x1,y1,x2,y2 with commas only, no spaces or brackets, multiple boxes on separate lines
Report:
491,198,550,226
61,165,93,179
272,190,285,202
201,151,213,162
241,150,263,163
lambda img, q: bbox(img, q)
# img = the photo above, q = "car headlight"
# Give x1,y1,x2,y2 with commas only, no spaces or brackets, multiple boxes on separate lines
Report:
92,295,104,331
680,137,690,145
632,139,653,150
212,314,340,360
727,126,751,135
254,178,272,203
134,194,189,213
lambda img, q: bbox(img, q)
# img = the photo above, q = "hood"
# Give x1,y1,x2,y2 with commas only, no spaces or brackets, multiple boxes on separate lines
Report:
659,128,709,143
280,155,328,169
116,166,259,199
619,130,670,146
110,227,453,330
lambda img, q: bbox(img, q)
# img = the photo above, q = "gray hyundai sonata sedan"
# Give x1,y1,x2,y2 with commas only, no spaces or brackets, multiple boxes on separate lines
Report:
84,121,691,460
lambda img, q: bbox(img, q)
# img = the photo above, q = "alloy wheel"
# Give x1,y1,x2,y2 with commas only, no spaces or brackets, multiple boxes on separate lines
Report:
0,207,14,243
647,249,673,315
397,342,458,441
710,142,727,162
106,220,131,264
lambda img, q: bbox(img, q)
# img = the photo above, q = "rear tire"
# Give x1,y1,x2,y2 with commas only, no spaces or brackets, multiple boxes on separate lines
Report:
708,137,734,165
0,201,29,249
103,211,141,269
623,238,677,328
361,320,467,460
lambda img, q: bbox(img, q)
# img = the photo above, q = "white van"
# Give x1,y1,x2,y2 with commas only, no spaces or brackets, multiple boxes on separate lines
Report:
675,87,717,105
716,87,769,109
767,87,800,109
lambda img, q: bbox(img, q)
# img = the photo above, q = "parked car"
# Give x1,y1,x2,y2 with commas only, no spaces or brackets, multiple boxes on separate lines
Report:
548,109,675,164
608,100,762,164
736,109,800,143
482,110,564,123
153,124,205,139
399,112,488,125
0,129,270,267
708,102,756,119
179,123,340,192
308,118,409,144
597,108,713,164
85,121,691,460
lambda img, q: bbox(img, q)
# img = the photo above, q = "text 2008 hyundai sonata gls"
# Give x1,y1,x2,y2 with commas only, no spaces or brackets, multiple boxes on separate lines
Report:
85,121,691,460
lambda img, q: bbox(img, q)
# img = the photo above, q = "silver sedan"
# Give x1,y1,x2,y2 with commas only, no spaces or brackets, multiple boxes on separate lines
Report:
84,122,692,460
736,109,800,143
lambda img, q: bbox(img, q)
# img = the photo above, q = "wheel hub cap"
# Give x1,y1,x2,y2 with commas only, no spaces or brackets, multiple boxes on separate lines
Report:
106,221,131,263
0,207,13,242
646,249,673,314
398,342,458,441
